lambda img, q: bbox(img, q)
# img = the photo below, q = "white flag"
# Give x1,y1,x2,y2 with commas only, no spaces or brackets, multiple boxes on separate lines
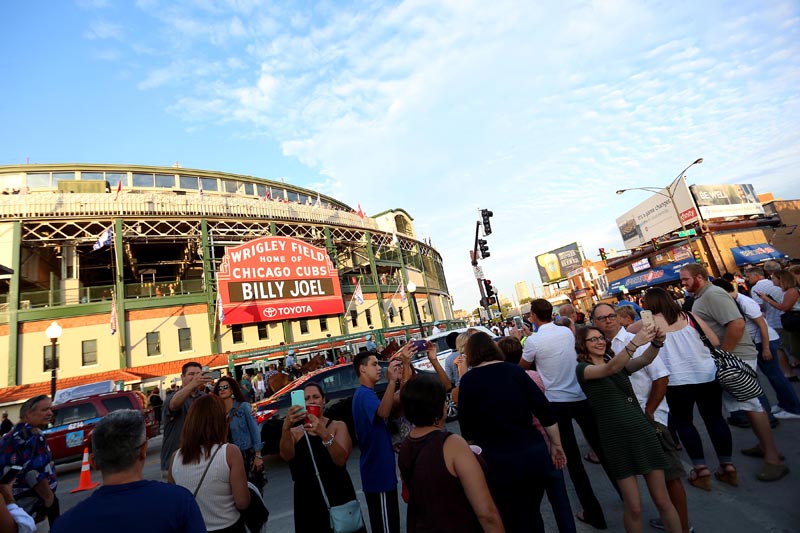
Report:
354,282,364,305
217,292,225,323
314,194,321,208
110,291,117,335
92,227,113,251
399,282,407,303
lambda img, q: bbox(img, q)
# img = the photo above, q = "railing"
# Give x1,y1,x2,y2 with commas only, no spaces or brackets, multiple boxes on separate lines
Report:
0,192,381,231
19,285,116,309
124,279,205,299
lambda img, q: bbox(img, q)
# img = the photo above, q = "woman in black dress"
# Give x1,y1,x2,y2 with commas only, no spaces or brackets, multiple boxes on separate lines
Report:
458,332,568,533
279,382,364,532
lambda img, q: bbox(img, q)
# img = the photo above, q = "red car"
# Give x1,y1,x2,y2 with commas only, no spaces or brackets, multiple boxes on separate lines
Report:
43,391,160,463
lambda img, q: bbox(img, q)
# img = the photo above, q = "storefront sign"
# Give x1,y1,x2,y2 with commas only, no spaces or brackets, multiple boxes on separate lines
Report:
536,243,583,284
615,178,699,248
690,183,764,219
607,258,695,294
631,258,651,273
217,236,344,324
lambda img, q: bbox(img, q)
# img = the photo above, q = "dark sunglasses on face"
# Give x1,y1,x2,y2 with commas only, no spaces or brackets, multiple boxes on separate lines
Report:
593,314,617,322
218,384,231,390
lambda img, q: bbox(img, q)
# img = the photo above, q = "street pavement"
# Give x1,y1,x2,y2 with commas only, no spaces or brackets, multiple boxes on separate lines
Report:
39,385,800,532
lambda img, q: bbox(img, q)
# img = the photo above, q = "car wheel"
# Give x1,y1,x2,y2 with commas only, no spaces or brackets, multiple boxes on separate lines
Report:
446,395,458,422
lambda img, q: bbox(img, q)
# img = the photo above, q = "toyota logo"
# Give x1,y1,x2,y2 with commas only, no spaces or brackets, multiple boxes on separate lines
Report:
263,308,277,318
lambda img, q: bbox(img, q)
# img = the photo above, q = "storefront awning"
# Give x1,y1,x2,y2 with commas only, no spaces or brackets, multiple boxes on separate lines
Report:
608,258,695,295
731,243,788,266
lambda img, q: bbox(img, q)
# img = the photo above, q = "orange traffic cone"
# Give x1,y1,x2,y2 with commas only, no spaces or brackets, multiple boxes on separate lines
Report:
70,447,100,493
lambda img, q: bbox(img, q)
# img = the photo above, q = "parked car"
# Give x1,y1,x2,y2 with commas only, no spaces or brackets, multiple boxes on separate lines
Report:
43,390,160,464
410,325,495,373
255,362,389,455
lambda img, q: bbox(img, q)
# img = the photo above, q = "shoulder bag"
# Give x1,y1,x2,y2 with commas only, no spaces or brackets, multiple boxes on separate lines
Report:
780,310,800,333
305,432,364,533
687,312,763,401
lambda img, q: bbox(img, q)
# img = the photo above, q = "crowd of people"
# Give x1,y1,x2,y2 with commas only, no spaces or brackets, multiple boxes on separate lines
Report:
1,259,798,532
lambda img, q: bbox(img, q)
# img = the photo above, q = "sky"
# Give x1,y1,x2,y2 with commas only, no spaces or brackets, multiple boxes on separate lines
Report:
2,0,799,312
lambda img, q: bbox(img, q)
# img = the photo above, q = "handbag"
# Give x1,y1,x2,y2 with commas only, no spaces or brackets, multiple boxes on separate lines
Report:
241,482,269,532
305,432,365,533
687,312,763,401
781,310,800,333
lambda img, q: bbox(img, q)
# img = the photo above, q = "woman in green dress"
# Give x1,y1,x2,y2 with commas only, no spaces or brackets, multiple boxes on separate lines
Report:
575,325,681,533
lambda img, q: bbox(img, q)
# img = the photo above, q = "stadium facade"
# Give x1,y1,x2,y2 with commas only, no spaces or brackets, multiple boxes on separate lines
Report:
0,164,455,404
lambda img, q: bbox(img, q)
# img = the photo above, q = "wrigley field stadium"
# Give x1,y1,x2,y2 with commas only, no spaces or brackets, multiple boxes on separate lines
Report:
0,164,459,413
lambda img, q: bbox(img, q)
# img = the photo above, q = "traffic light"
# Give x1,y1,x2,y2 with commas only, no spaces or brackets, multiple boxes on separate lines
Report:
478,239,490,258
481,209,493,235
651,238,660,250
599,247,607,261
693,250,702,263
487,296,497,306
483,279,495,298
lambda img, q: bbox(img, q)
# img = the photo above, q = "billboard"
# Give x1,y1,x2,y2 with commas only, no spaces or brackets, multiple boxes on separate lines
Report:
616,179,698,249
536,243,582,284
690,183,764,219
217,236,344,325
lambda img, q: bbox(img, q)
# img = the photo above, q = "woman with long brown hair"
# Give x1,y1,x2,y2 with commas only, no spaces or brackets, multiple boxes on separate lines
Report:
214,376,264,490
169,395,250,533
574,326,681,533
759,269,800,359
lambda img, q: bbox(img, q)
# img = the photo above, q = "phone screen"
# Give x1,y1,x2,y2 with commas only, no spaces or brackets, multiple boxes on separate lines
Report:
290,390,306,412
0,466,23,485
413,340,428,352
640,310,655,329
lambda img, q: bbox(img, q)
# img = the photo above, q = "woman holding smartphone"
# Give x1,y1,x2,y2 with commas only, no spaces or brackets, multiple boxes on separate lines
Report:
279,382,364,533
213,376,264,490
575,326,681,533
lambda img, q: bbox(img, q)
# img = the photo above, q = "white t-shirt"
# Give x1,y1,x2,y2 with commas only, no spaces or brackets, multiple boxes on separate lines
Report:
750,278,784,330
610,329,670,426
522,322,585,402
736,293,779,344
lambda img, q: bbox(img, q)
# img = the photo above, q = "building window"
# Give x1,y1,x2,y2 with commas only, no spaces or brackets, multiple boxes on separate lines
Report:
178,328,192,352
155,174,175,188
81,340,97,366
257,322,269,340
27,173,51,188
350,310,359,327
200,177,218,192
133,173,155,187
400,307,405,322
146,332,161,356
299,319,309,334
243,183,254,195
43,345,59,371
365,309,373,326
232,325,244,344
180,176,199,189
319,317,328,331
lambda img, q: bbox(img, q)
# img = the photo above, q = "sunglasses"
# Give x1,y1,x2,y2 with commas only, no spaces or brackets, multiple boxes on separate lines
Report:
585,336,606,343
218,384,231,391
593,314,617,322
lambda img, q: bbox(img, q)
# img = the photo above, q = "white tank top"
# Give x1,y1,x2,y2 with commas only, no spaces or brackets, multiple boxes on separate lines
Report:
660,318,718,386
172,443,239,531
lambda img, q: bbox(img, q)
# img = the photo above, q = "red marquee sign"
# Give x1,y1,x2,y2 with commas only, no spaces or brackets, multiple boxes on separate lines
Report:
217,236,344,325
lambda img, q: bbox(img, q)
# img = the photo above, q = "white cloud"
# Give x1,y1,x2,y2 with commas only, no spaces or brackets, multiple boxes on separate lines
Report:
84,20,123,40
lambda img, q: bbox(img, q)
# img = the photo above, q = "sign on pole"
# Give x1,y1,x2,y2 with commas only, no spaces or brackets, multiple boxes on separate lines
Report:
473,265,484,279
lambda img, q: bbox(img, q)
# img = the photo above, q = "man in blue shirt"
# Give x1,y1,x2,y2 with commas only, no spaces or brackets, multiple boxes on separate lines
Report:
53,410,205,533
352,350,403,533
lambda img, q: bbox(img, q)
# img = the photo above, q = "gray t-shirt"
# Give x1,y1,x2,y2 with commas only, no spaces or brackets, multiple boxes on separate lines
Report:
160,389,205,471
692,283,757,362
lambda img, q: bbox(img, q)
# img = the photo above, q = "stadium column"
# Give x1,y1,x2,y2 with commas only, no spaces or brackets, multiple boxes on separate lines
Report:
113,218,129,368
364,231,388,338
6,221,21,386
324,226,348,336
201,219,220,355
416,242,433,327
396,239,417,340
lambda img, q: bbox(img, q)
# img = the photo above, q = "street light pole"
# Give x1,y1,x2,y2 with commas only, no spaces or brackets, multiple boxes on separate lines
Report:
407,281,422,337
45,321,62,400
616,158,703,252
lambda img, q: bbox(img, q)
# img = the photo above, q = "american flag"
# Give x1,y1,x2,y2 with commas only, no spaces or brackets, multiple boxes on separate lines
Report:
357,204,364,219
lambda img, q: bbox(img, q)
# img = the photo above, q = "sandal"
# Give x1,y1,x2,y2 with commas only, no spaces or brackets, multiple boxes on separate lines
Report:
757,462,790,482
688,466,712,491
715,463,739,487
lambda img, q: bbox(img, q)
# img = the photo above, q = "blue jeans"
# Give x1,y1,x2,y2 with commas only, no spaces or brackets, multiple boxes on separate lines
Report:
757,339,800,414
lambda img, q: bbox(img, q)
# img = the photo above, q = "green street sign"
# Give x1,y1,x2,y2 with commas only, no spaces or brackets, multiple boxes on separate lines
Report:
677,229,697,237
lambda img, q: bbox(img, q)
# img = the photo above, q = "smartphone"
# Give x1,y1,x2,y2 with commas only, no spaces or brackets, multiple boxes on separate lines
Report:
0,465,23,485
640,310,655,330
290,390,306,412
412,339,428,352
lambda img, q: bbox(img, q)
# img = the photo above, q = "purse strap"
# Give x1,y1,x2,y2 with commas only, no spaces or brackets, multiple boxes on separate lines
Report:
193,444,223,498
305,432,332,511
685,312,716,352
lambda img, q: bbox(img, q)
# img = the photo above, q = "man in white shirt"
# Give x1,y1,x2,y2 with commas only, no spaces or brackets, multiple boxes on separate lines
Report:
521,299,613,530
592,303,690,532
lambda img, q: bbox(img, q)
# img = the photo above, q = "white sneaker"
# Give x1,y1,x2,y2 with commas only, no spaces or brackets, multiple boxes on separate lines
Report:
771,405,783,414
773,410,800,420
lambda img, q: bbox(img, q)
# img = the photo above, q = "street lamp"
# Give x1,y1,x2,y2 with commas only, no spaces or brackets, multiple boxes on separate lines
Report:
45,321,62,399
407,281,422,337
616,158,703,250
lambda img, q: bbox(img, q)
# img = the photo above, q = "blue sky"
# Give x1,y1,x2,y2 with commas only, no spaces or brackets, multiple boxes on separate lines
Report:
2,0,799,311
